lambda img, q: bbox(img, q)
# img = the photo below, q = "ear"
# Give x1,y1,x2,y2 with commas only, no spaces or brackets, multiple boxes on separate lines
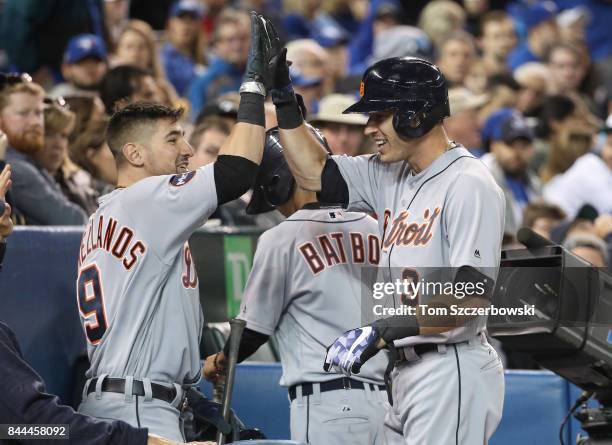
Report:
121,142,145,167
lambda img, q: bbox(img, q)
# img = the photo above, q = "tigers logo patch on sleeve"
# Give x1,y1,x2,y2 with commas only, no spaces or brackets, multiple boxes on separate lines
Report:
170,170,196,187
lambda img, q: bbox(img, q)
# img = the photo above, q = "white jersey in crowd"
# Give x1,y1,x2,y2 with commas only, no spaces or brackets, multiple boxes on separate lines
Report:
332,145,505,348
76,165,217,385
238,205,388,387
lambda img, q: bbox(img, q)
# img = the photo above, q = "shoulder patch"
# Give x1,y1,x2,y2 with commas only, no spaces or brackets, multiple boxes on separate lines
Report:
169,170,196,187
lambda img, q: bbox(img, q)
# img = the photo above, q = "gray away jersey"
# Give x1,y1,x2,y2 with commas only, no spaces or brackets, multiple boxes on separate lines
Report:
332,145,505,347
238,206,388,387
76,165,216,385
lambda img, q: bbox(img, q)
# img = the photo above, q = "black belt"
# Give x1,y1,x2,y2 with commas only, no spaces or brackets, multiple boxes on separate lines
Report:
288,378,385,401
396,343,439,362
87,378,177,404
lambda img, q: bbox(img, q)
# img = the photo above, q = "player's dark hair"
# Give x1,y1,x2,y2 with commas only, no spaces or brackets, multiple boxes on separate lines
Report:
106,102,184,164
99,65,153,115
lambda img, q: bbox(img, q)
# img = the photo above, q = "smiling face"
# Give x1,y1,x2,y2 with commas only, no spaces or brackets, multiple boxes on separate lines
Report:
363,111,413,163
141,119,194,176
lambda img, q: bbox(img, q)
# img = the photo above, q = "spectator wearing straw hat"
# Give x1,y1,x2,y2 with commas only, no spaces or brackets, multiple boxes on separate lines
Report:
308,93,369,156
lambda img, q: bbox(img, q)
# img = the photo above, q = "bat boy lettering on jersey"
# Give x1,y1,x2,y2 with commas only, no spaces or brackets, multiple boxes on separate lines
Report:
382,207,441,250
78,215,147,271
299,232,380,275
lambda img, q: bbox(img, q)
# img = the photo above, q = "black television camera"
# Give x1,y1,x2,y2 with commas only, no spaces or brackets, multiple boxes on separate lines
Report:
490,228,612,444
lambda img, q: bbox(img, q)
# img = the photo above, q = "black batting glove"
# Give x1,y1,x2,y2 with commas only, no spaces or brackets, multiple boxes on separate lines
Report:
240,12,268,96
259,15,282,91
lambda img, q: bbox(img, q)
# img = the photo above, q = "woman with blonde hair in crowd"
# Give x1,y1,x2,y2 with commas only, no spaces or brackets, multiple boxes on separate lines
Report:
113,19,179,107
64,96,117,197
34,98,99,216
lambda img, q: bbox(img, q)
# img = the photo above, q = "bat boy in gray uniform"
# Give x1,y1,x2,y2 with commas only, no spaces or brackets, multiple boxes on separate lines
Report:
267,54,506,444
204,125,389,445
76,13,279,441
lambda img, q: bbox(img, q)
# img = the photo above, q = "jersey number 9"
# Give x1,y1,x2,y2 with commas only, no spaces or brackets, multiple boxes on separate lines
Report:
77,264,108,345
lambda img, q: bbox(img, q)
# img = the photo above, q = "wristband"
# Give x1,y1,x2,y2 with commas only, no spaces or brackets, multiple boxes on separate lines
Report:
237,92,265,127
272,87,304,129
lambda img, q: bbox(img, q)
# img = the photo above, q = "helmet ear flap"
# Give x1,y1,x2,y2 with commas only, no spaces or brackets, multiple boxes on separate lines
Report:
393,109,425,139
392,99,450,140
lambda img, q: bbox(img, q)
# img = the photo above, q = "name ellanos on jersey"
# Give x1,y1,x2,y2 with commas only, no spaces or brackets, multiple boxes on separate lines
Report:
78,215,147,270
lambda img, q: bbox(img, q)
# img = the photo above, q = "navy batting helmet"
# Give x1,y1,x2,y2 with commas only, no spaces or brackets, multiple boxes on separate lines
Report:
246,124,330,215
343,57,449,139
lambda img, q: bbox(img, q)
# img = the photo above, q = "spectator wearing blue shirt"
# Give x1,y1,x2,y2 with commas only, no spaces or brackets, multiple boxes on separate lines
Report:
162,0,207,97
507,1,560,71
188,10,250,120
481,109,542,237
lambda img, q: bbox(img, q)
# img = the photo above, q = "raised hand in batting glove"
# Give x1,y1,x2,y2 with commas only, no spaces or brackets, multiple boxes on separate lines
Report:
241,12,269,96
323,326,382,376
258,15,282,91
241,12,280,96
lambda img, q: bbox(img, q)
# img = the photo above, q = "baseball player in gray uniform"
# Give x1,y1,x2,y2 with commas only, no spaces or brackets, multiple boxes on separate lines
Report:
267,53,506,444
76,13,280,441
203,125,389,445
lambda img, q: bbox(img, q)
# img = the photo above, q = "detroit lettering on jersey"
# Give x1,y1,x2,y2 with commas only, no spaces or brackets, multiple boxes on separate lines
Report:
299,231,380,275
78,215,147,271
381,207,441,249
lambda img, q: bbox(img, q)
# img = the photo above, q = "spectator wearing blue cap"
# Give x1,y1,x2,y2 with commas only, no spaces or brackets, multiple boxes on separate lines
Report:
50,34,108,99
481,109,542,236
507,1,560,71
162,0,207,97
188,9,250,120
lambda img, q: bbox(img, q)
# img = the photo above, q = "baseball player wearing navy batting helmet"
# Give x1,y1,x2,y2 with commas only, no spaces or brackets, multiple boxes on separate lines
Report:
204,124,390,445
268,51,506,445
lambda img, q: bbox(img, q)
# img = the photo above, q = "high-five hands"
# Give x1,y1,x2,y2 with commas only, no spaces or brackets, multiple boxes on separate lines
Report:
241,12,282,96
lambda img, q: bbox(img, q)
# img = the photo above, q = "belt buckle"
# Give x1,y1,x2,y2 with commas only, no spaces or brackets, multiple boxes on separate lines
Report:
342,377,352,390
179,391,189,412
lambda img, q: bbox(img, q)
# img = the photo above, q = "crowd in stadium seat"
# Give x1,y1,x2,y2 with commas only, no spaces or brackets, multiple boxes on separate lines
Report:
0,0,610,270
